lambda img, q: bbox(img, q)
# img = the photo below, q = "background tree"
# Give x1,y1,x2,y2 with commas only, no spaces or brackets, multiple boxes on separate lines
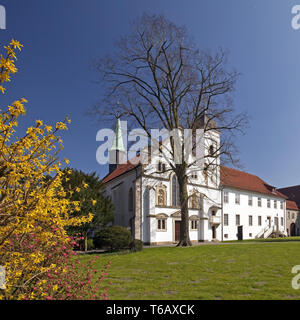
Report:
92,14,247,246
62,169,114,251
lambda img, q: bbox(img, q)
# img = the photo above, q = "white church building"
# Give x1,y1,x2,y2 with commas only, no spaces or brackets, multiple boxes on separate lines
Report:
102,119,287,244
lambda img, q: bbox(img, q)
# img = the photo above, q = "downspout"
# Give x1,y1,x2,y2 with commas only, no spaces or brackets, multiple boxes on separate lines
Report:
221,187,224,242
138,165,143,241
134,164,143,241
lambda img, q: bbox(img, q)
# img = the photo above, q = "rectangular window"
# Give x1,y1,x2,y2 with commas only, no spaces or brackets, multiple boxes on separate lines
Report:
249,215,253,226
191,220,198,230
248,195,253,206
267,199,271,208
281,217,284,226
224,191,229,204
258,197,262,207
157,219,166,231
280,201,283,210
224,214,229,226
249,233,252,237
158,161,162,172
258,216,262,226
274,200,277,209
224,234,228,239
236,214,240,226
157,161,166,173
288,212,290,219
235,193,240,205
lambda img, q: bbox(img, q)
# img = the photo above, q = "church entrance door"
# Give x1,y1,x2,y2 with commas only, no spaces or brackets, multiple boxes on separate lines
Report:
175,221,181,242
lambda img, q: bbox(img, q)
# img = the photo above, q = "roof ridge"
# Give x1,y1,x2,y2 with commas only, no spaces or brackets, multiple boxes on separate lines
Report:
221,165,266,182
278,185,300,190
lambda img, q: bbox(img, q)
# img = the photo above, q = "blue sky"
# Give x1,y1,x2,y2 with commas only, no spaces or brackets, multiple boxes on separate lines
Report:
0,0,300,187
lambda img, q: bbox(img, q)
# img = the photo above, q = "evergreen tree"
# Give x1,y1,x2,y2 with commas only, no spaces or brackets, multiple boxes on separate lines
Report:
63,169,114,251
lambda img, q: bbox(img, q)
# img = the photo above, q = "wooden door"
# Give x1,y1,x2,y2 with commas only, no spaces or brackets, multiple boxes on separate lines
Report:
237,225,243,241
291,223,296,236
175,221,181,242
212,226,216,239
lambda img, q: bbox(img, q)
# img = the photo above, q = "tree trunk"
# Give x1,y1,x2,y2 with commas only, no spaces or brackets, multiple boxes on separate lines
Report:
176,167,192,247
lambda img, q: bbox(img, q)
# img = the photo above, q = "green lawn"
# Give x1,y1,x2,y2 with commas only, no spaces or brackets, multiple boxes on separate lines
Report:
223,236,300,243
79,242,300,300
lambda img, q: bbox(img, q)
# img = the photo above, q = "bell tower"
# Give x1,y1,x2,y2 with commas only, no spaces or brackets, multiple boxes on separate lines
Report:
109,118,127,173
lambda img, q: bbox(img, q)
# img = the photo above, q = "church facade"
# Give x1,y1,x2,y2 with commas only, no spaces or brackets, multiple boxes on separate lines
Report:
102,119,287,244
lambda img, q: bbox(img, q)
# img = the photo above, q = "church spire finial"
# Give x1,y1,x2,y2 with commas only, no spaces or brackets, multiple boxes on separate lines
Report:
110,117,126,153
109,117,127,173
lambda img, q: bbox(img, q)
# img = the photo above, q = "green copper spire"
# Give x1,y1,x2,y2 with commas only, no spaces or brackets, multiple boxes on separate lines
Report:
111,118,126,152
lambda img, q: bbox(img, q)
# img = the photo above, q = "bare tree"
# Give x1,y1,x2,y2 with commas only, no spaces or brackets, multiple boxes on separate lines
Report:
92,14,247,246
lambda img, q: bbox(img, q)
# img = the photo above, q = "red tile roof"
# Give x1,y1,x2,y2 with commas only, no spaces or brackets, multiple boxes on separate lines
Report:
103,161,287,200
220,166,287,199
102,158,140,184
286,200,299,211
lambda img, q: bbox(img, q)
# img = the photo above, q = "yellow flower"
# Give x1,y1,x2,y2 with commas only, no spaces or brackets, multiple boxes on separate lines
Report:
36,120,43,127
0,39,89,300
55,122,68,130
83,182,88,189
44,125,52,132
10,39,23,51
75,187,81,193
92,200,97,206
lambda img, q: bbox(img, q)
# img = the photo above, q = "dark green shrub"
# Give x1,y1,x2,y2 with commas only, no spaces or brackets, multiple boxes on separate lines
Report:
129,239,143,252
94,226,132,252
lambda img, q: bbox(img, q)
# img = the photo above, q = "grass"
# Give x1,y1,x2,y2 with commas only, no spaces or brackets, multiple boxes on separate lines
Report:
79,242,300,300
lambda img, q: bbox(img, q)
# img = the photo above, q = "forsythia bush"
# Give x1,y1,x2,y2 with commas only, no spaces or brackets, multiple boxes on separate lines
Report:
0,40,109,300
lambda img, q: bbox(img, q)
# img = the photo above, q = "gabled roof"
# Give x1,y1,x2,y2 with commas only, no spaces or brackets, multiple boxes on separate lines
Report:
102,158,140,184
277,185,300,207
286,200,299,211
220,166,287,199
102,161,287,200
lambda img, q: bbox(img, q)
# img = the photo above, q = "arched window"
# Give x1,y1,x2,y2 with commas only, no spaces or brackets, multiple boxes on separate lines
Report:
171,175,180,207
156,185,167,206
128,188,133,212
